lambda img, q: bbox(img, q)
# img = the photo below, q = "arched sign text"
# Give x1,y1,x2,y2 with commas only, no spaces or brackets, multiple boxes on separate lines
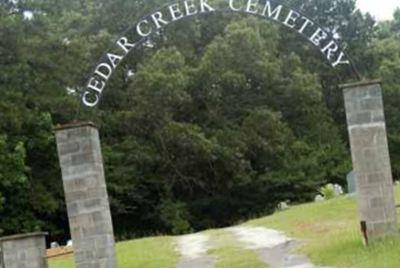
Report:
83,0,353,107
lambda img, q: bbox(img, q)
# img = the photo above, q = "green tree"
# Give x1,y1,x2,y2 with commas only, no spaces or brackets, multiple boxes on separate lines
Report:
0,0,389,240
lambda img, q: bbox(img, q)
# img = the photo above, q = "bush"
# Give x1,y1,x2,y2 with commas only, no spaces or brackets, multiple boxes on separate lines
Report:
319,184,336,200
159,200,192,235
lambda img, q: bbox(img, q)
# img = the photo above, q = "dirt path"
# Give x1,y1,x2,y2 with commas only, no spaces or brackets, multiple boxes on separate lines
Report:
230,226,316,268
175,226,318,268
256,240,315,268
175,233,215,268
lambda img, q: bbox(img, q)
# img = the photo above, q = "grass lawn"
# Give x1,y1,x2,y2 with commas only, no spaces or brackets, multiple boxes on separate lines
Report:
205,229,267,268
49,186,400,268
246,186,400,268
49,236,179,268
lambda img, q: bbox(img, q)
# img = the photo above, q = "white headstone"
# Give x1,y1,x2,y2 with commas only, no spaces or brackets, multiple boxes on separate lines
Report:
50,241,60,248
66,240,73,247
277,202,289,211
314,195,325,202
334,184,344,196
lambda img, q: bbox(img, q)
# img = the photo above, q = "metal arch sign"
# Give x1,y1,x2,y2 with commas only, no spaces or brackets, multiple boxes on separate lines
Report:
82,0,354,107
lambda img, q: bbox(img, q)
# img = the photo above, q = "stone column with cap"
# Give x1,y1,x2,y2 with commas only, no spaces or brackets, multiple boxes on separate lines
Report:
0,232,48,268
342,80,397,240
55,122,117,267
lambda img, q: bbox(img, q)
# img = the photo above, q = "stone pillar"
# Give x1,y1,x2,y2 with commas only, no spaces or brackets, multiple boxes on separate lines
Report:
342,80,397,240
0,232,48,268
55,122,117,267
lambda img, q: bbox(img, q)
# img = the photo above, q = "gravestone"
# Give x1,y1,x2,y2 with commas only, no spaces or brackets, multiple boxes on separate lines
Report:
314,195,324,202
346,171,357,194
0,232,48,268
342,80,397,240
55,122,117,268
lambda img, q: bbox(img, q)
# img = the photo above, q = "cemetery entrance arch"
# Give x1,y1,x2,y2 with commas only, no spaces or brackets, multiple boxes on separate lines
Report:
54,1,398,268
82,0,360,107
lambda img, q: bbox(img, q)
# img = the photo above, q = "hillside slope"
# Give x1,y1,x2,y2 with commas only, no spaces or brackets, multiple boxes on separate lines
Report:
50,186,400,268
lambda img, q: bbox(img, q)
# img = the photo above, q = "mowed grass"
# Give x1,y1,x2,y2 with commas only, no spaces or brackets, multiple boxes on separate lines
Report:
50,186,400,268
50,229,266,268
205,229,267,268
49,236,179,268
245,186,400,268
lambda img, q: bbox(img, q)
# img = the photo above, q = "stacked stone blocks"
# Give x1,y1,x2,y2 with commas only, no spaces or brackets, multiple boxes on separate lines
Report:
55,122,117,268
0,232,48,268
343,80,397,239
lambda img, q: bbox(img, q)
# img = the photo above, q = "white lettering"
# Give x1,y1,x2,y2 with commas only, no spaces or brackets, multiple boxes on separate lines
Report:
82,91,99,107
229,0,242,11
117,37,135,53
87,77,106,94
321,40,339,61
298,17,314,34
200,0,215,13
94,63,112,80
137,20,152,37
184,0,198,16
262,1,282,20
283,10,300,28
332,52,350,67
246,0,259,14
169,3,184,21
151,12,169,29
107,53,123,69
309,28,328,46
83,3,353,108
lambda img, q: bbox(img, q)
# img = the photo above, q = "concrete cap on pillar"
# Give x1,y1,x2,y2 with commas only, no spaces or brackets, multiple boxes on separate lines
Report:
339,79,382,90
0,232,48,242
53,121,97,131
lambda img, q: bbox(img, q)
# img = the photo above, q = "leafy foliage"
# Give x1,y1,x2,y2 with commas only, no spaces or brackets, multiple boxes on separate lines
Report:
0,0,398,241
319,184,337,200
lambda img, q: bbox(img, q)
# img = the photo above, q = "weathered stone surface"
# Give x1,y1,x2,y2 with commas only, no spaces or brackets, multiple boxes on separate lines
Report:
342,80,397,240
346,171,357,193
55,122,117,267
0,232,48,268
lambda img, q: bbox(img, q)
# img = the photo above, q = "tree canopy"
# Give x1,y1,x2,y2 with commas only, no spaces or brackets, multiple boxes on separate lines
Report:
1,0,399,241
